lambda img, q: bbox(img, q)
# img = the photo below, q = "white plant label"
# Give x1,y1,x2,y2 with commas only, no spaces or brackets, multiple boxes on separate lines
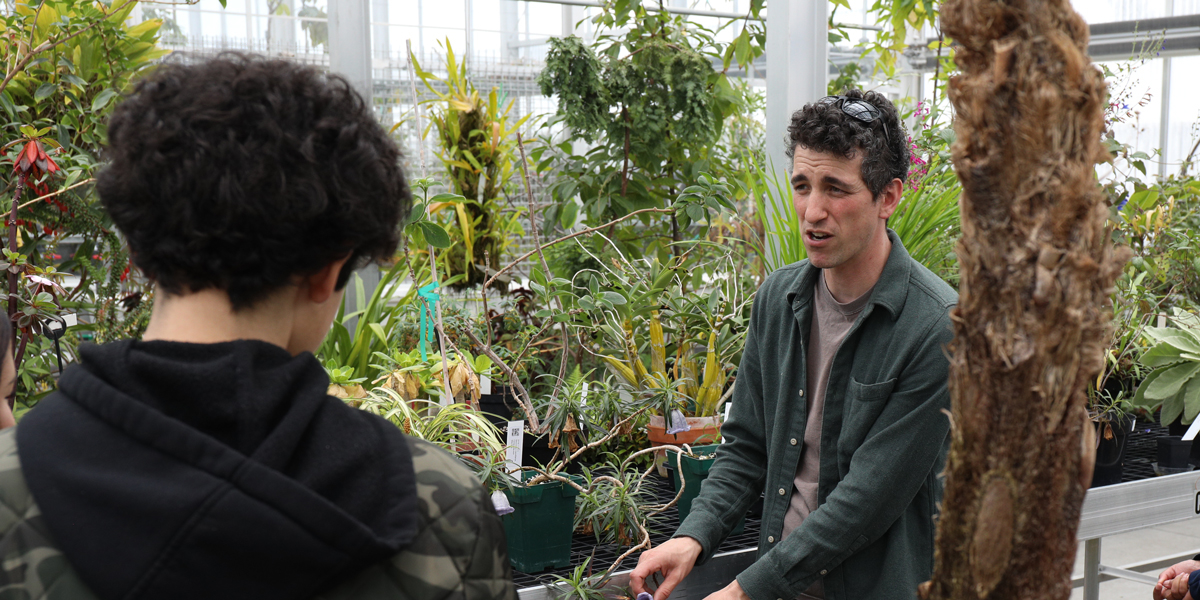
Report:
721,402,732,444
62,313,78,328
581,382,589,406
480,374,492,396
1185,417,1200,442
505,420,524,473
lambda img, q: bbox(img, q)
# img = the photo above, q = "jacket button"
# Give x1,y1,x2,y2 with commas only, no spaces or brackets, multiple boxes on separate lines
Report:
790,438,798,445
768,536,775,543
779,487,786,495
799,389,805,397
820,569,828,575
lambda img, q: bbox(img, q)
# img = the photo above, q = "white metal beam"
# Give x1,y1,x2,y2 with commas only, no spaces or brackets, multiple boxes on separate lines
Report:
329,0,371,96
328,0,379,325
765,0,827,172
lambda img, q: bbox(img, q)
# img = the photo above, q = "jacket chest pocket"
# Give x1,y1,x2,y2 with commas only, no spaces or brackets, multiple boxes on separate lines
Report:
837,377,897,460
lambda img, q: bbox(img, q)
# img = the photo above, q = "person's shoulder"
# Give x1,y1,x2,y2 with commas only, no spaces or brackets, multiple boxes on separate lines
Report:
903,256,958,314
317,438,515,600
0,426,28,512
0,427,100,598
406,436,488,514
756,259,811,304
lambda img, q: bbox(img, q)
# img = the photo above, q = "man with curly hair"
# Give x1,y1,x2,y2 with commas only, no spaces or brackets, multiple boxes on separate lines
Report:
632,89,957,600
0,54,515,600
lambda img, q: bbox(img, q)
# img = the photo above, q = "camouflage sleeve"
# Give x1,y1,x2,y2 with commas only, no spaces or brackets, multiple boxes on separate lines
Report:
0,428,99,600
319,437,517,600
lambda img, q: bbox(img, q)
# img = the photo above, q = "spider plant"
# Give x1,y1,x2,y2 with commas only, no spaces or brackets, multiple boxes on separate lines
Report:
355,389,504,452
548,557,610,600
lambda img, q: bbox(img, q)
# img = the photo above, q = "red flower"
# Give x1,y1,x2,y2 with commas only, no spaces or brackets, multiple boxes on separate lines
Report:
12,140,60,195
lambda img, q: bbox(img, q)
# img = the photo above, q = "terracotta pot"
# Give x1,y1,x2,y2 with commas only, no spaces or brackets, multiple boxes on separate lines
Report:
647,415,722,477
646,414,722,447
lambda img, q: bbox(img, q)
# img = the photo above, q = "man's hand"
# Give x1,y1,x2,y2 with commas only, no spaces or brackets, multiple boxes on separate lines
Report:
1156,560,1200,600
630,537,703,600
702,580,751,600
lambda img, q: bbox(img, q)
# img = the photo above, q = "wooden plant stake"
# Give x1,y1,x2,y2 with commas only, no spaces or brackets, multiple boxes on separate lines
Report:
924,1,1127,599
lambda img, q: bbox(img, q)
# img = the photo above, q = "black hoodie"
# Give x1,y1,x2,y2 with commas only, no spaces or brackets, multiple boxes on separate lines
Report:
16,339,419,600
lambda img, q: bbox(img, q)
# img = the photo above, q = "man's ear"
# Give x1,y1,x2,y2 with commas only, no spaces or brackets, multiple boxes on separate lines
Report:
304,255,353,304
878,178,904,220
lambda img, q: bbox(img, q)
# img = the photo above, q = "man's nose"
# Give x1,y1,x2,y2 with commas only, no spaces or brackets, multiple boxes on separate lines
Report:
804,192,829,224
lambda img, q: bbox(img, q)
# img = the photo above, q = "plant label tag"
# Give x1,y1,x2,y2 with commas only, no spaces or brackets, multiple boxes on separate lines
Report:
62,313,77,327
721,403,732,444
480,374,492,396
505,420,524,473
581,382,589,406
1184,417,1200,442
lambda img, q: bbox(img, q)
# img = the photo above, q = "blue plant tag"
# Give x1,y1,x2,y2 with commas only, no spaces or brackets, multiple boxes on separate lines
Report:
666,408,691,435
490,490,514,516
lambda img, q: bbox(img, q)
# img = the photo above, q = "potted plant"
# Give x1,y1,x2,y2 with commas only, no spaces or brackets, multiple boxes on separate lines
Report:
665,444,745,534
1129,307,1200,428
324,364,367,401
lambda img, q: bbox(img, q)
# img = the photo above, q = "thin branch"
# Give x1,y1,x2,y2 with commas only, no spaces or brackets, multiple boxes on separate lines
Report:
17,177,95,211
515,132,571,415
484,207,673,289
604,521,651,576
527,406,651,484
459,324,541,433
481,250,494,343
0,0,135,99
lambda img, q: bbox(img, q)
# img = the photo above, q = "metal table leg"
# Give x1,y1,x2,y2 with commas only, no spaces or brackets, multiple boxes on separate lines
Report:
1084,538,1101,600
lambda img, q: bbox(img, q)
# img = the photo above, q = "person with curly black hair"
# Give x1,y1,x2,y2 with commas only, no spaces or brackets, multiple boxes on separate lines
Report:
634,90,957,600
0,54,516,600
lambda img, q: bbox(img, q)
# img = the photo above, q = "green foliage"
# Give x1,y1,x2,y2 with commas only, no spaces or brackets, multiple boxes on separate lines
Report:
1131,309,1200,425
411,41,529,289
316,258,421,383
357,392,505,453
839,0,940,79
0,0,165,408
575,466,655,548
547,557,610,600
531,5,760,259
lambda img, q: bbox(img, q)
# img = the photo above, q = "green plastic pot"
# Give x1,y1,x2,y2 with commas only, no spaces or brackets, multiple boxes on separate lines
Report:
667,444,745,536
501,472,585,573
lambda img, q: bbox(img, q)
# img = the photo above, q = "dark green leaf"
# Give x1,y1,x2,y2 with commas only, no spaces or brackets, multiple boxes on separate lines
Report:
91,88,118,112
34,83,57,101
417,221,451,248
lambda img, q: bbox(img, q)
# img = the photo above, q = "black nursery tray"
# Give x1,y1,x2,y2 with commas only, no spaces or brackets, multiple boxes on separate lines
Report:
511,475,762,589
1122,417,1173,482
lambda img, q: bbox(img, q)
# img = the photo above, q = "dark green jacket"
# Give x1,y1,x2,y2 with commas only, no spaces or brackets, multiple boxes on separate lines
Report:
675,231,956,600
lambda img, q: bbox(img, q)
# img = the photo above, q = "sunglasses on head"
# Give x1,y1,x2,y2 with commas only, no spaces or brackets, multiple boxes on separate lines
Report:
818,95,890,143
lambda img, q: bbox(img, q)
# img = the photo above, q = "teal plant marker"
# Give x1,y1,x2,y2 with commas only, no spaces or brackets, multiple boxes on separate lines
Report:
417,282,440,361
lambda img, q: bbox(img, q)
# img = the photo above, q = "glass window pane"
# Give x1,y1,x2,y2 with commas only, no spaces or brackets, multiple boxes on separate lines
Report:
1072,0,1170,23
1167,55,1200,175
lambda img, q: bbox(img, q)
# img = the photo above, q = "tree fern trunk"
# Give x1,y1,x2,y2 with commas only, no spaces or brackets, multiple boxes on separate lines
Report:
924,1,1127,599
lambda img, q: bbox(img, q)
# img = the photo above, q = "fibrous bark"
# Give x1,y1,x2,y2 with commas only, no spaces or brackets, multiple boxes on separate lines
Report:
924,1,1127,600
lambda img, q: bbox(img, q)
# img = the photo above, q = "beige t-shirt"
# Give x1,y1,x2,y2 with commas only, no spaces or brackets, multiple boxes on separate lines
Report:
780,272,872,599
